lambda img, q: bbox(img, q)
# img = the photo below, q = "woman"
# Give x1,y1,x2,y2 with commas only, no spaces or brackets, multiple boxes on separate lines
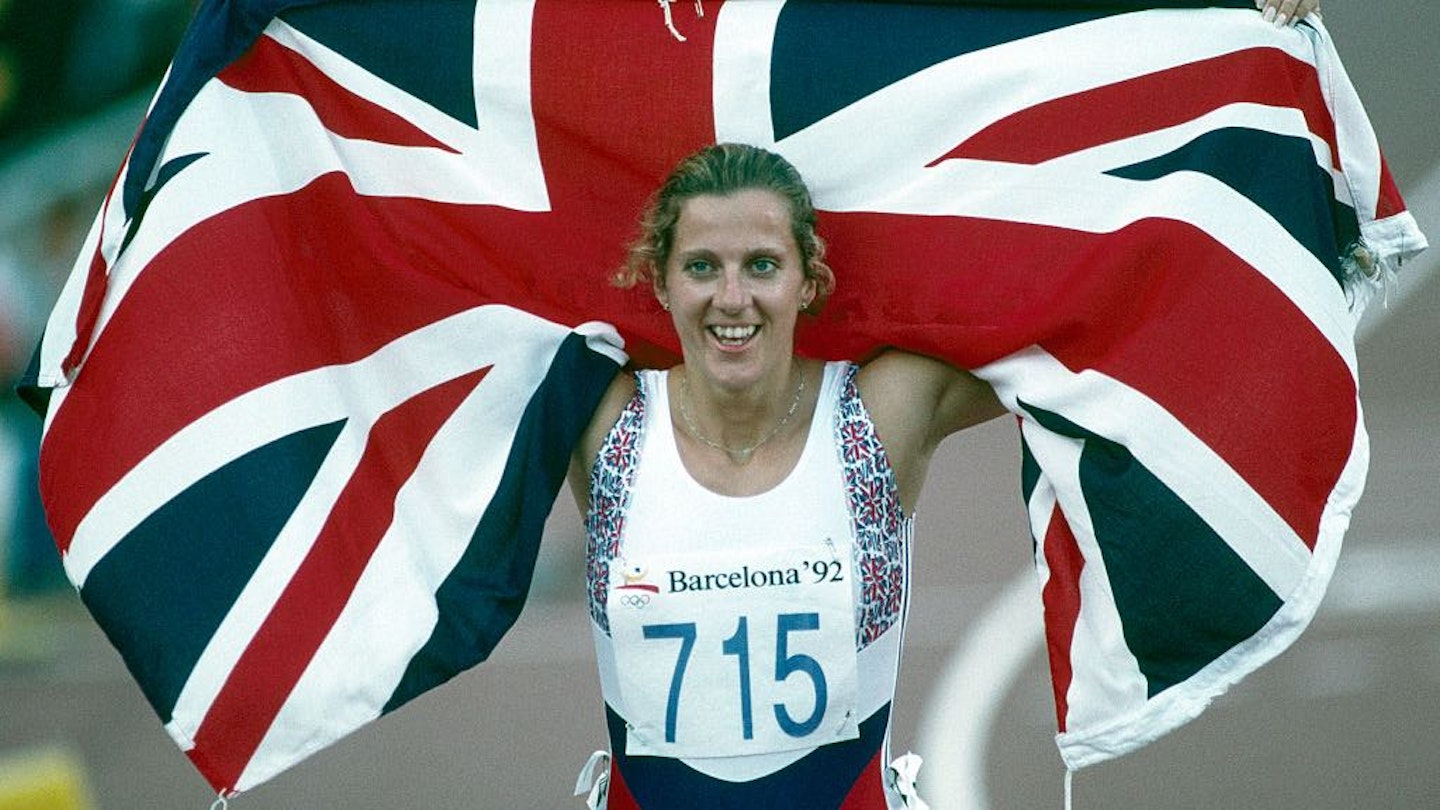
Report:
569,143,1002,808
569,4,1325,799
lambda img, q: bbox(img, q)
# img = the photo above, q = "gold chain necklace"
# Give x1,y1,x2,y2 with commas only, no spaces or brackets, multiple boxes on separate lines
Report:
677,367,806,465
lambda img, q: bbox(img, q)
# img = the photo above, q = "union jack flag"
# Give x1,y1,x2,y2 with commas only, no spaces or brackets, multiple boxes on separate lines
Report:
20,0,1425,797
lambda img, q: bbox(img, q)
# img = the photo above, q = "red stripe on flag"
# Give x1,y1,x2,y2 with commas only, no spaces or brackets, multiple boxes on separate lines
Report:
1038,219,1355,548
42,3,722,553
936,49,1336,168
1040,501,1084,733
186,366,487,791
817,213,1355,548
39,179,483,552
59,240,112,381
60,150,133,381
530,0,716,194
219,34,454,152
1374,156,1408,221
511,0,721,366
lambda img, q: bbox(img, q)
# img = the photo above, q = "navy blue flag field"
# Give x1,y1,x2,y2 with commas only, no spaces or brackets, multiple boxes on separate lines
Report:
21,0,1427,797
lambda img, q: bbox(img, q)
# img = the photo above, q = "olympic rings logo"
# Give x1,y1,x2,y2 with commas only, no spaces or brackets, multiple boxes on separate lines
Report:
620,593,651,609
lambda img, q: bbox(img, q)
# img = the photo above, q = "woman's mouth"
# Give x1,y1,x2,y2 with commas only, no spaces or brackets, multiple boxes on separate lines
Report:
709,324,759,347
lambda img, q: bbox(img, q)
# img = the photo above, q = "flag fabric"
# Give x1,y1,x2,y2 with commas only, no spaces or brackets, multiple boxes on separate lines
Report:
20,0,1426,796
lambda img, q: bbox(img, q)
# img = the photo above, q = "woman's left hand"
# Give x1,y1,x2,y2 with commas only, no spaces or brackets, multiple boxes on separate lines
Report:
1256,0,1322,27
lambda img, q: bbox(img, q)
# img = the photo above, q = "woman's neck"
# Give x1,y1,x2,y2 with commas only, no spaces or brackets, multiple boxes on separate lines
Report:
674,359,810,464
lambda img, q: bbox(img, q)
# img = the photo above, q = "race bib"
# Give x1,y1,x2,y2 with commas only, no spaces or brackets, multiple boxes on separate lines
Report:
608,541,859,758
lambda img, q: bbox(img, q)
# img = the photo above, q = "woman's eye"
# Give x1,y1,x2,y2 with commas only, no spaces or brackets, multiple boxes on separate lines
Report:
684,260,714,275
751,258,778,275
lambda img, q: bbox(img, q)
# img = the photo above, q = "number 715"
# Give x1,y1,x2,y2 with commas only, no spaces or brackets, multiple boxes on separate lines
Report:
642,612,828,744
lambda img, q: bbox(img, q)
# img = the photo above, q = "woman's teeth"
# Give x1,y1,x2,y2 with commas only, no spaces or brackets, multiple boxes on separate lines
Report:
710,325,758,344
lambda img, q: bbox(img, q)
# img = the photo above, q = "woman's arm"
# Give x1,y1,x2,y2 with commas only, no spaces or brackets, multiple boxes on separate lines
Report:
855,351,1007,513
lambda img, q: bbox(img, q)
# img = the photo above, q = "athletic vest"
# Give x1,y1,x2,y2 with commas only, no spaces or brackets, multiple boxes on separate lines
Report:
583,362,917,809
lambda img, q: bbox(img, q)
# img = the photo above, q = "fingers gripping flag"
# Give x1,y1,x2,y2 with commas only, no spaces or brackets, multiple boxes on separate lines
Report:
20,0,1426,796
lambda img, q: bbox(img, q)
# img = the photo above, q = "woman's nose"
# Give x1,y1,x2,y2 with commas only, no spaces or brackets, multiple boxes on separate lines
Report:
714,268,748,309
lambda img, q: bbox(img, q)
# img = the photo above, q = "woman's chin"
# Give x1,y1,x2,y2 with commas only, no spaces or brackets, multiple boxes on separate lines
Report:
692,351,769,392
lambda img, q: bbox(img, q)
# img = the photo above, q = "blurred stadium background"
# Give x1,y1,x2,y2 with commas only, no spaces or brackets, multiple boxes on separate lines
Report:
2,2,1436,808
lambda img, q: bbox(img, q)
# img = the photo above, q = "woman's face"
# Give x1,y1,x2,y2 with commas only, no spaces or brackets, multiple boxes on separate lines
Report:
657,189,816,394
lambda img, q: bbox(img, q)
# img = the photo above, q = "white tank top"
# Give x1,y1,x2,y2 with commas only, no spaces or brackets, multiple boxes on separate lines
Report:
585,361,913,793
622,363,857,587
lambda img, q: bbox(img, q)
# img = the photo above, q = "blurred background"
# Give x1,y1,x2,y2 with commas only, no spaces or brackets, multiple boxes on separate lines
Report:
1,0,196,603
1,2,1436,808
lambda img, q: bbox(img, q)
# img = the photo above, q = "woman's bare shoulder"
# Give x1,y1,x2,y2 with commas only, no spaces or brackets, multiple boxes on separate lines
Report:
856,350,1004,444
583,371,639,458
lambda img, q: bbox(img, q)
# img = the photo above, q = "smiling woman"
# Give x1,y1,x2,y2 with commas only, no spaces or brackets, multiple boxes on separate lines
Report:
566,143,1004,808
657,189,814,408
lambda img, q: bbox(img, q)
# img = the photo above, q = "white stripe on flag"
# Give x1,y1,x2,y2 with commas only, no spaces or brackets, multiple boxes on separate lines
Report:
65,306,569,586
41,3,548,402
982,346,1315,600
232,314,588,791
1306,19,1384,227
1054,394,1362,769
264,6,549,208
769,9,1317,208
160,311,588,757
1038,101,1332,180
1019,417,1149,734
711,0,784,147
